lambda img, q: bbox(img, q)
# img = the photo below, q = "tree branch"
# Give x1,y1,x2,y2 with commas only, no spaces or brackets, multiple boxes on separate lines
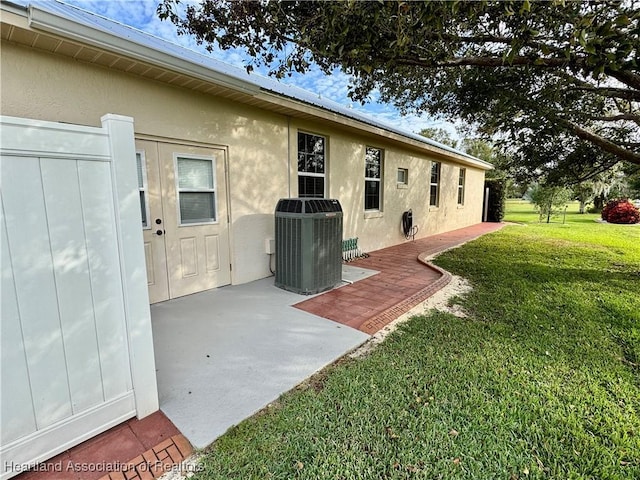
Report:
561,112,640,124
558,119,640,165
587,113,640,126
411,34,563,53
573,163,619,184
398,55,574,69
605,69,640,91
565,86,640,102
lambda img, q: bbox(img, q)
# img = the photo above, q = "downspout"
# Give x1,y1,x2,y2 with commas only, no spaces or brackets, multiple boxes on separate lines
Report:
287,116,291,198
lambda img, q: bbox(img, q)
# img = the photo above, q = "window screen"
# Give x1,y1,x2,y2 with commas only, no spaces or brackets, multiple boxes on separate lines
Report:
177,157,216,224
298,132,325,198
430,162,441,207
365,147,383,211
397,168,408,185
458,168,466,205
136,152,149,228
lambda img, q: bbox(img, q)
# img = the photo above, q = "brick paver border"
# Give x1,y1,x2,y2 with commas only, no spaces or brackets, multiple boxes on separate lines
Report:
358,257,452,335
97,435,192,480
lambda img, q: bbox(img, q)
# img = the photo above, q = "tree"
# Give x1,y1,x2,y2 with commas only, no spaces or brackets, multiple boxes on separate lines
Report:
461,137,504,176
461,138,494,164
458,137,527,197
158,0,640,182
527,184,572,223
565,163,632,212
573,181,596,213
416,127,458,149
623,163,640,198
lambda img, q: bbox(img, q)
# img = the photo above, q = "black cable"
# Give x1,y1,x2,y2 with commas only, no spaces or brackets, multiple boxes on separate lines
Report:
269,253,275,275
406,224,418,241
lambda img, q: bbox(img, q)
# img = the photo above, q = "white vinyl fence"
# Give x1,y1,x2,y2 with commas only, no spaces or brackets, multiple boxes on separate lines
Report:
0,115,158,479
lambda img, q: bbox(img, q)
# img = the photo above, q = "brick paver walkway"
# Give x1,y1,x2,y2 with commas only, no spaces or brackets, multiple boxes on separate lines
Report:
14,412,190,480
295,222,504,334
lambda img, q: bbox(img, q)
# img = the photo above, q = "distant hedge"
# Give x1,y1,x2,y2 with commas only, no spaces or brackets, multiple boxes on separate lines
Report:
484,178,506,222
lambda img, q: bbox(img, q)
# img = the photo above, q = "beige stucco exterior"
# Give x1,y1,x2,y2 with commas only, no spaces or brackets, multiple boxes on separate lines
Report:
1,25,488,287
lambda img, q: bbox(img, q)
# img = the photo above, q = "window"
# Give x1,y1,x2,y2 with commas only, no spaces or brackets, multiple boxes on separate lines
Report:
397,168,408,185
297,131,326,198
136,152,149,228
458,168,466,205
176,156,216,224
429,161,441,207
365,147,383,211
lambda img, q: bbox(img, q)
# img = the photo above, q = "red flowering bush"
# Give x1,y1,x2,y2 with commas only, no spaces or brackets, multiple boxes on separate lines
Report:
601,199,640,224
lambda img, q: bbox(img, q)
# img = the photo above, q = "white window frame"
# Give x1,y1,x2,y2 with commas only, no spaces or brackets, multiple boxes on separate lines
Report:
429,161,441,207
397,168,408,186
173,153,219,226
458,168,466,205
364,146,383,211
297,131,326,198
136,150,151,229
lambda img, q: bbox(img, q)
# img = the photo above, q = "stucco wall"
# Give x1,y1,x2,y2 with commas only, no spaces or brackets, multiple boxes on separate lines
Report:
288,119,486,253
2,41,486,286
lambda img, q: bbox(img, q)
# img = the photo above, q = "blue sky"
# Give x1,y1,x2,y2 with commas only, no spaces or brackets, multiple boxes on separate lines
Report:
59,0,454,136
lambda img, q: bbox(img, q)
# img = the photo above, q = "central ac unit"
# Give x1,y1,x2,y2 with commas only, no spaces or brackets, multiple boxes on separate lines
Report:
274,198,343,295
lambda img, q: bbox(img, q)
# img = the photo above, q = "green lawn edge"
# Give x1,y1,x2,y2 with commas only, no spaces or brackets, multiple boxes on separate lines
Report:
194,200,640,479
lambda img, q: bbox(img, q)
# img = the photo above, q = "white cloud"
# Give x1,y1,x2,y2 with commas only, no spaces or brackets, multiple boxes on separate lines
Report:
284,67,352,104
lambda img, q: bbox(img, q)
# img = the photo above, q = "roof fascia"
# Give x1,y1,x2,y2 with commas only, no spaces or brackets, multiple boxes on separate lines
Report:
1,1,28,17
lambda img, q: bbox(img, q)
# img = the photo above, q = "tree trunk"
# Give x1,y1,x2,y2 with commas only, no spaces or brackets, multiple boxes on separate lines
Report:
594,193,605,210
579,200,586,214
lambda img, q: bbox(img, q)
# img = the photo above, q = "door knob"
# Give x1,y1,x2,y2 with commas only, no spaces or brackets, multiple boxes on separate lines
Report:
156,229,165,236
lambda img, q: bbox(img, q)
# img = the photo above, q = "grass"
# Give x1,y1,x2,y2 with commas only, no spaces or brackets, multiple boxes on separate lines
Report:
194,200,639,479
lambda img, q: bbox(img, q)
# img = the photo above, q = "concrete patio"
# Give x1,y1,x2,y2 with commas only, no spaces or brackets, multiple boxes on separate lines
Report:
150,267,373,449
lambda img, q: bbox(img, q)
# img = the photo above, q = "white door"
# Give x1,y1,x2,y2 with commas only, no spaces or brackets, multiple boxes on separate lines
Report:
136,140,231,303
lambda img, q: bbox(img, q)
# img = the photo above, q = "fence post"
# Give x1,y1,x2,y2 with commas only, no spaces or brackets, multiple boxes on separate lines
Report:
102,114,159,418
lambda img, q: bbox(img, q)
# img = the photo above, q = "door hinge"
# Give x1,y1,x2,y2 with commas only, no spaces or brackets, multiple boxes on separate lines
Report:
229,263,233,271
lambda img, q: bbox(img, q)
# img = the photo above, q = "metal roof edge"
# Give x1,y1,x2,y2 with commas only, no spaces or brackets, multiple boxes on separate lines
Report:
0,0,30,18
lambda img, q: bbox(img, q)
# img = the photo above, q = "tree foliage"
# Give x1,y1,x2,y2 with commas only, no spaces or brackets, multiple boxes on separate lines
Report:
527,184,572,223
460,138,508,177
157,0,640,181
417,127,458,149
623,163,640,197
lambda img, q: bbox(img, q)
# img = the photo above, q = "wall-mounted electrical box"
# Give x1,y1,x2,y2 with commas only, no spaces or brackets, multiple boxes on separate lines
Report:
265,238,275,255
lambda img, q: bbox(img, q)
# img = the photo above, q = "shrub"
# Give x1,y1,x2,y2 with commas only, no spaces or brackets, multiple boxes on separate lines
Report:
484,178,506,222
601,198,640,224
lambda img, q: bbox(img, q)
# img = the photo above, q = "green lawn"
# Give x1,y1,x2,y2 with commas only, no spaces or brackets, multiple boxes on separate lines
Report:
195,200,640,479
